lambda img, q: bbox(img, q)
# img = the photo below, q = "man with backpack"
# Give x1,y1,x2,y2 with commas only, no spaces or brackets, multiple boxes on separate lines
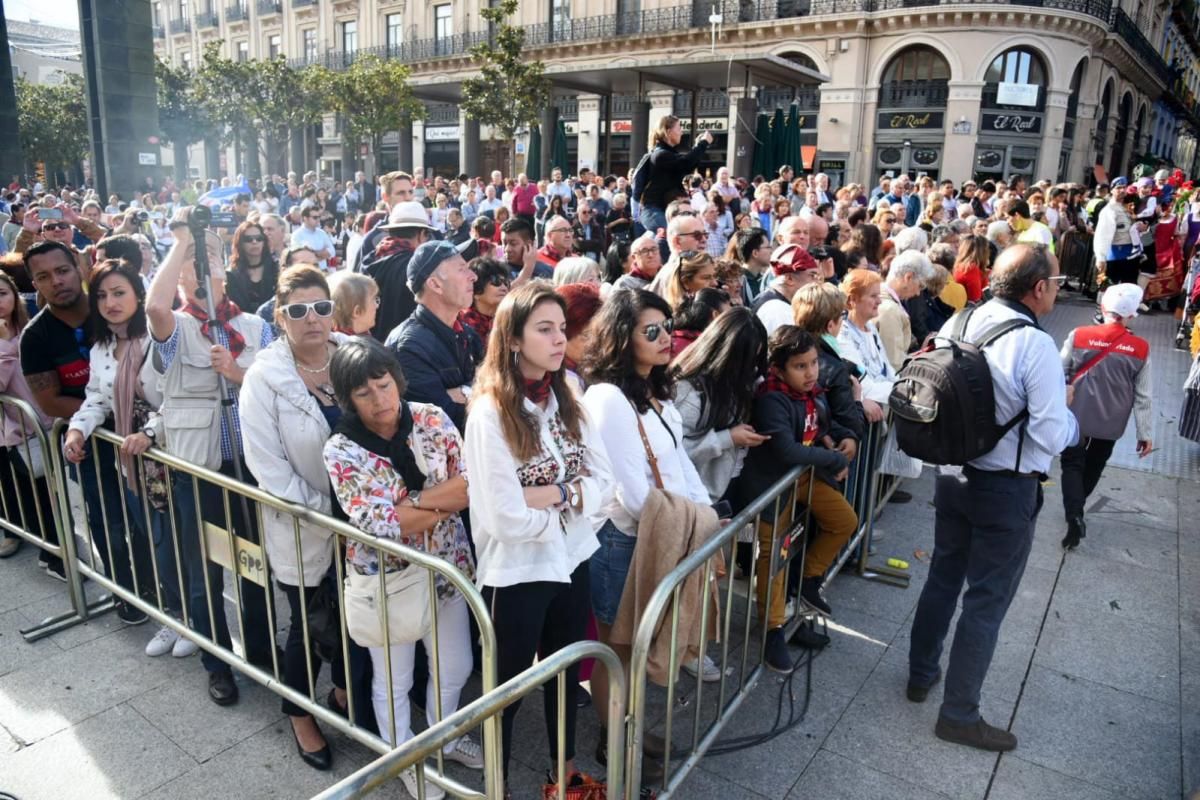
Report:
901,244,1078,752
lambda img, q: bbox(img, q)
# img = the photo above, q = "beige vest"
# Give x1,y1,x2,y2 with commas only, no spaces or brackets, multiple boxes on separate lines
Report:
156,311,267,470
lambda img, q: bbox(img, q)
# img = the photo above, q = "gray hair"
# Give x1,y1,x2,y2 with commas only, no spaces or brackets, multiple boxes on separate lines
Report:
926,242,957,270
552,256,599,287
947,219,970,236
889,250,936,284
986,220,1012,244
990,244,1053,300
892,225,927,255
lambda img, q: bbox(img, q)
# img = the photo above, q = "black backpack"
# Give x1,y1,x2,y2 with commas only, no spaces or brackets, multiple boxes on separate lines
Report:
888,308,1032,466
630,149,656,204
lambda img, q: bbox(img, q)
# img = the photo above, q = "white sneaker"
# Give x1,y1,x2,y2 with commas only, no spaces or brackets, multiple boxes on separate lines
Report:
682,653,723,683
172,634,199,658
145,625,179,657
399,766,445,800
443,736,483,770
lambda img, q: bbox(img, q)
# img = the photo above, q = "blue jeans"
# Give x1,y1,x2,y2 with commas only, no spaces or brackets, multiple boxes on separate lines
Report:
589,520,636,626
171,460,271,674
124,487,181,616
638,205,669,261
69,436,145,594
908,468,1041,724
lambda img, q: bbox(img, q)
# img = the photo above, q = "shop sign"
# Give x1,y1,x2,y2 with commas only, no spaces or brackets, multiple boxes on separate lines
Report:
818,159,846,171
952,119,972,135
878,111,944,130
981,112,1042,134
681,118,729,132
563,120,637,135
996,82,1039,107
425,126,461,141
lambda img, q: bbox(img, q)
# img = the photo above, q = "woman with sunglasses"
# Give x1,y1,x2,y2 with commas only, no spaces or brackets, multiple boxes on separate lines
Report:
227,221,279,314
581,289,718,767
662,250,720,310
240,265,349,771
458,257,510,351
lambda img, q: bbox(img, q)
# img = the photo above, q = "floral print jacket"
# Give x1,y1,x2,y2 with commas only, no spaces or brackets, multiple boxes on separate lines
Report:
323,402,475,601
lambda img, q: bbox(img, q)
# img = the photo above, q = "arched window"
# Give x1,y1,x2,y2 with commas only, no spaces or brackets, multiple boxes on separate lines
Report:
985,47,1047,87
883,45,951,83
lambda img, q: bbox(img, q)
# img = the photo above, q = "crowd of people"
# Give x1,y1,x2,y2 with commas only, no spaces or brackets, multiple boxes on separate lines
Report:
1,112,1199,797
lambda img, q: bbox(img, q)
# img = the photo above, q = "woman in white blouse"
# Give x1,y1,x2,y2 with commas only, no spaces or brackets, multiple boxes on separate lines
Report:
63,259,194,658
836,268,894,423
465,282,613,788
580,289,718,770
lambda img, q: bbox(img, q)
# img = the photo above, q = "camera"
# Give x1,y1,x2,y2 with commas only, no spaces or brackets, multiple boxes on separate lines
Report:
188,205,238,230
136,210,149,223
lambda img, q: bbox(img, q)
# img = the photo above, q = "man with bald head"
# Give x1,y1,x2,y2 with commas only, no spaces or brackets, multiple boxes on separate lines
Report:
775,215,810,248
907,244,1077,753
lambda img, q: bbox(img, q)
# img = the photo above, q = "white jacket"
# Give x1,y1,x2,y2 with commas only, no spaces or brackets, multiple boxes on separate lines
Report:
68,337,163,439
240,334,347,587
465,391,614,588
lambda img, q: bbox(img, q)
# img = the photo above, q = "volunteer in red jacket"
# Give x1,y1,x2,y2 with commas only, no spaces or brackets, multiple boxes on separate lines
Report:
1058,283,1152,550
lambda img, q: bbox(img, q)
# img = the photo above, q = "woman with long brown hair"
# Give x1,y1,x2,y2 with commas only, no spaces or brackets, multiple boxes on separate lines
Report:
662,249,720,310
952,234,992,303
226,220,279,312
464,282,614,790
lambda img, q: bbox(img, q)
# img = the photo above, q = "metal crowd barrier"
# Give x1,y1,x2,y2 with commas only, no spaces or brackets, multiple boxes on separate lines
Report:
314,641,628,800
0,395,112,641
626,465,816,798
49,421,503,799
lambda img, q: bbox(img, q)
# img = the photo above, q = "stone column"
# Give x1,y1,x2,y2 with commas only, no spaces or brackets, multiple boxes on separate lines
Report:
397,121,414,174
1038,89,1070,182
943,82,985,185
577,94,602,173
647,89,675,141
461,111,481,178
629,100,651,169
540,106,558,180
412,119,426,178
1068,102,1098,183
726,86,750,174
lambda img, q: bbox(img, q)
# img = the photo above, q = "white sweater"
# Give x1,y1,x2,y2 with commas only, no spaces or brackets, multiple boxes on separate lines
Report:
582,382,710,536
68,337,163,439
465,391,614,588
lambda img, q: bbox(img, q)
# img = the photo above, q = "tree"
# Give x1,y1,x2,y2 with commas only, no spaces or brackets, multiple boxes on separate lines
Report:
15,73,89,187
459,0,551,175
327,55,425,181
195,42,332,179
156,58,211,184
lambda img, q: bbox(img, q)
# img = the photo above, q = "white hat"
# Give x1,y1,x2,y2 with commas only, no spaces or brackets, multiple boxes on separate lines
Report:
1155,169,1170,181
381,201,435,231
1100,283,1143,319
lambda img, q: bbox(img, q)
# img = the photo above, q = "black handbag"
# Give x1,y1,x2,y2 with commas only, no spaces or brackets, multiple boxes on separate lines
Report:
306,577,343,663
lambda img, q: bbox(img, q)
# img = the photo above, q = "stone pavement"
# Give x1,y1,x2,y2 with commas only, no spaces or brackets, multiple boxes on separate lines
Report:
0,294,1196,800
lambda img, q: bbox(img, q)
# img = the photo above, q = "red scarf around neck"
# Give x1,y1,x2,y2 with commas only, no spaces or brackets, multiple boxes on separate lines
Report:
524,372,553,404
180,296,246,358
375,236,416,261
758,367,822,444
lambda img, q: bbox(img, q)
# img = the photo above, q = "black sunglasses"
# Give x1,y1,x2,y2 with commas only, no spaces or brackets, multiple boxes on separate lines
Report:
638,318,674,342
241,234,265,243
281,300,334,320
486,274,510,287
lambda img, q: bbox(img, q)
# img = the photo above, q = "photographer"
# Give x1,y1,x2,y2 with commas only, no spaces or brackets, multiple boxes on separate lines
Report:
638,117,713,260
14,203,105,284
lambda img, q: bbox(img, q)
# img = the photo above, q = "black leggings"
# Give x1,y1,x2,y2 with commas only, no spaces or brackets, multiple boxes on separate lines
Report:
279,577,346,717
482,562,591,777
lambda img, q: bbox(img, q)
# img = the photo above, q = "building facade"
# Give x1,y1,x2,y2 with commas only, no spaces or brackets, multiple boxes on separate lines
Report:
153,0,1200,185
8,19,83,85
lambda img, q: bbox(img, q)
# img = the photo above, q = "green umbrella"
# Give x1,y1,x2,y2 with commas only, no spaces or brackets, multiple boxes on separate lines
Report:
526,124,542,181
784,103,802,176
751,114,771,177
552,117,570,174
770,107,786,175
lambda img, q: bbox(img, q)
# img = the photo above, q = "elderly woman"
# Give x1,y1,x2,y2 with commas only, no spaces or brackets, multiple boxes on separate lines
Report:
457,257,510,348
552,255,601,289
323,337,481,798
876,250,935,372
327,271,379,336
241,265,349,772
837,269,894,425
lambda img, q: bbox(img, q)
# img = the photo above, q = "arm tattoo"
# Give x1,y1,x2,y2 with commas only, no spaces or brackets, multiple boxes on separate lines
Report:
25,371,59,394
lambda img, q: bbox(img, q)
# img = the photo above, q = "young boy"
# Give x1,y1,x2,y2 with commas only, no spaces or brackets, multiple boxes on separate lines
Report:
791,281,867,449
737,326,859,672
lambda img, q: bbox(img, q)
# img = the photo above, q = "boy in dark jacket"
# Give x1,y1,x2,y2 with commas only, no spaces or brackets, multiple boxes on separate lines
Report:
740,326,859,672
791,281,867,445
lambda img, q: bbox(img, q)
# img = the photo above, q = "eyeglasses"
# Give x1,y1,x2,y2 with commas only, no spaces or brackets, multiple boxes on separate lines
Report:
680,229,708,240
638,318,674,342
633,246,659,257
548,227,572,235
242,235,265,243
485,274,511,288
42,222,70,231
281,300,335,320
1044,275,1069,287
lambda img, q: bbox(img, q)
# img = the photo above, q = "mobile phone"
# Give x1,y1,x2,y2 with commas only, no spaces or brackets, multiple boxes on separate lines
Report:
40,208,63,220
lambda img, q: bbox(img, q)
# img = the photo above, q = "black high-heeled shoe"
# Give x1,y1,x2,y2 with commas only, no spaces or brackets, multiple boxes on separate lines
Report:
291,717,333,771
327,688,348,718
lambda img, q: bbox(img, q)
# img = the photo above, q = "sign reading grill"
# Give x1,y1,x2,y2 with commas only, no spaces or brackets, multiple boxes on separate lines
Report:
877,111,944,130
981,112,1042,134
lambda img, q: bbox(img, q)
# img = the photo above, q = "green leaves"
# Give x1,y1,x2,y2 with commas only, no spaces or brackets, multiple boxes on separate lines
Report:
325,55,425,161
155,57,210,147
460,0,551,146
15,73,89,182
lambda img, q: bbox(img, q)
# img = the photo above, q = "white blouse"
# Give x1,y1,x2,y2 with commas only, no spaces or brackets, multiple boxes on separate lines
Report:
837,318,896,405
68,337,163,439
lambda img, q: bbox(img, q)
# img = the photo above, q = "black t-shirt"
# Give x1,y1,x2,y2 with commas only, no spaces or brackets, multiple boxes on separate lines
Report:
19,306,93,400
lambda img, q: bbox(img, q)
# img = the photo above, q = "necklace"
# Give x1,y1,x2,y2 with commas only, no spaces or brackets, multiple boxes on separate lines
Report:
292,344,331,374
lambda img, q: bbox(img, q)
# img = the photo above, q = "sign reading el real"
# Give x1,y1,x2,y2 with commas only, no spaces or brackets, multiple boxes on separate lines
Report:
980,112,1042,134
877,111,945,130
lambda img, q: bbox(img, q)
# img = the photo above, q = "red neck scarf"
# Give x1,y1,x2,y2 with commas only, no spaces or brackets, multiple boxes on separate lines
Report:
458,307,494,342
333,325,357,336
374,236,415,261
524,373,553,404
562,356,579,374
180,296,246,358
758,367,822,444
629,266,656,281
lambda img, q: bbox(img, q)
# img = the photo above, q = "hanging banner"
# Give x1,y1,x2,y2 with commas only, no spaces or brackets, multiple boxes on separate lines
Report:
996,82,1040,107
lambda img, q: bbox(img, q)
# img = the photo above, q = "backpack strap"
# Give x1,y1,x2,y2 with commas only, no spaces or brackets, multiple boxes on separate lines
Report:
974,318,1034,349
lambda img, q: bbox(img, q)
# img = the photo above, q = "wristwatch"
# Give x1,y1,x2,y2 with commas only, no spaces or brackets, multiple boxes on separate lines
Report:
142,426,157,443
406,490,422,509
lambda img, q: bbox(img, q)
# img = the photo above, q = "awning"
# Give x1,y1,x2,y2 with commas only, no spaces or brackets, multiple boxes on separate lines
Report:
411,54,829,104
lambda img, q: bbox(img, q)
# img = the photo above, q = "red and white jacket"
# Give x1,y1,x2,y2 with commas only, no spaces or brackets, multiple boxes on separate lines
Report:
1060,321,1151,442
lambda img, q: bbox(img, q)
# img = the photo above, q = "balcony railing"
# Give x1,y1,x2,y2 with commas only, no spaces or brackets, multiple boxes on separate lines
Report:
225,2,248,21
1110,8,1173,85
555,96,579,121
194,11,219,28
292,0,317,7
168,17,191,34
878,79,950,108
257,0,282,12
153,24,165,39
758,86,821,110
425,103,460,125
674,89,731,117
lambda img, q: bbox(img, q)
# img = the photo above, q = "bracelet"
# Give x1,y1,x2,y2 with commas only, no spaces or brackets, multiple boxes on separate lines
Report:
557,484,568,504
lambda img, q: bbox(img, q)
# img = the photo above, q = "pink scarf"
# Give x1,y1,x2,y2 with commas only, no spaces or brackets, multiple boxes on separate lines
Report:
110,322,146,492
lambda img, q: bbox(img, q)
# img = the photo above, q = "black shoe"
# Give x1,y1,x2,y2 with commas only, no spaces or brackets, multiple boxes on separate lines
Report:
208,671,239,706
115,600,148,625
291,717,333,771
326,688,348,719
248,646,285,672
42,559,68,582
887,489,913,504
1061,516,1086,550
906,669,942,703
577,686,592,709
799,577,832,616
764,628,794,673
934,716,1017,752
789,620,831,650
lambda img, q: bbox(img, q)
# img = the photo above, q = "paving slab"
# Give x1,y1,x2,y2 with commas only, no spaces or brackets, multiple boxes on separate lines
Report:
1011,665,1180,800
988,754,1137,800
669,762,773,800
0,608,62,679
0,702,196,800
786,748,956,800
1050,552,1179,632
821,660,1009,800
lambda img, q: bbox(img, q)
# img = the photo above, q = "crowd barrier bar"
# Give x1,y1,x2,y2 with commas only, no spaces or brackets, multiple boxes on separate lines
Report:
312,641,628,800
0,395,112,641
51,421,503,799
626,465,815,798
